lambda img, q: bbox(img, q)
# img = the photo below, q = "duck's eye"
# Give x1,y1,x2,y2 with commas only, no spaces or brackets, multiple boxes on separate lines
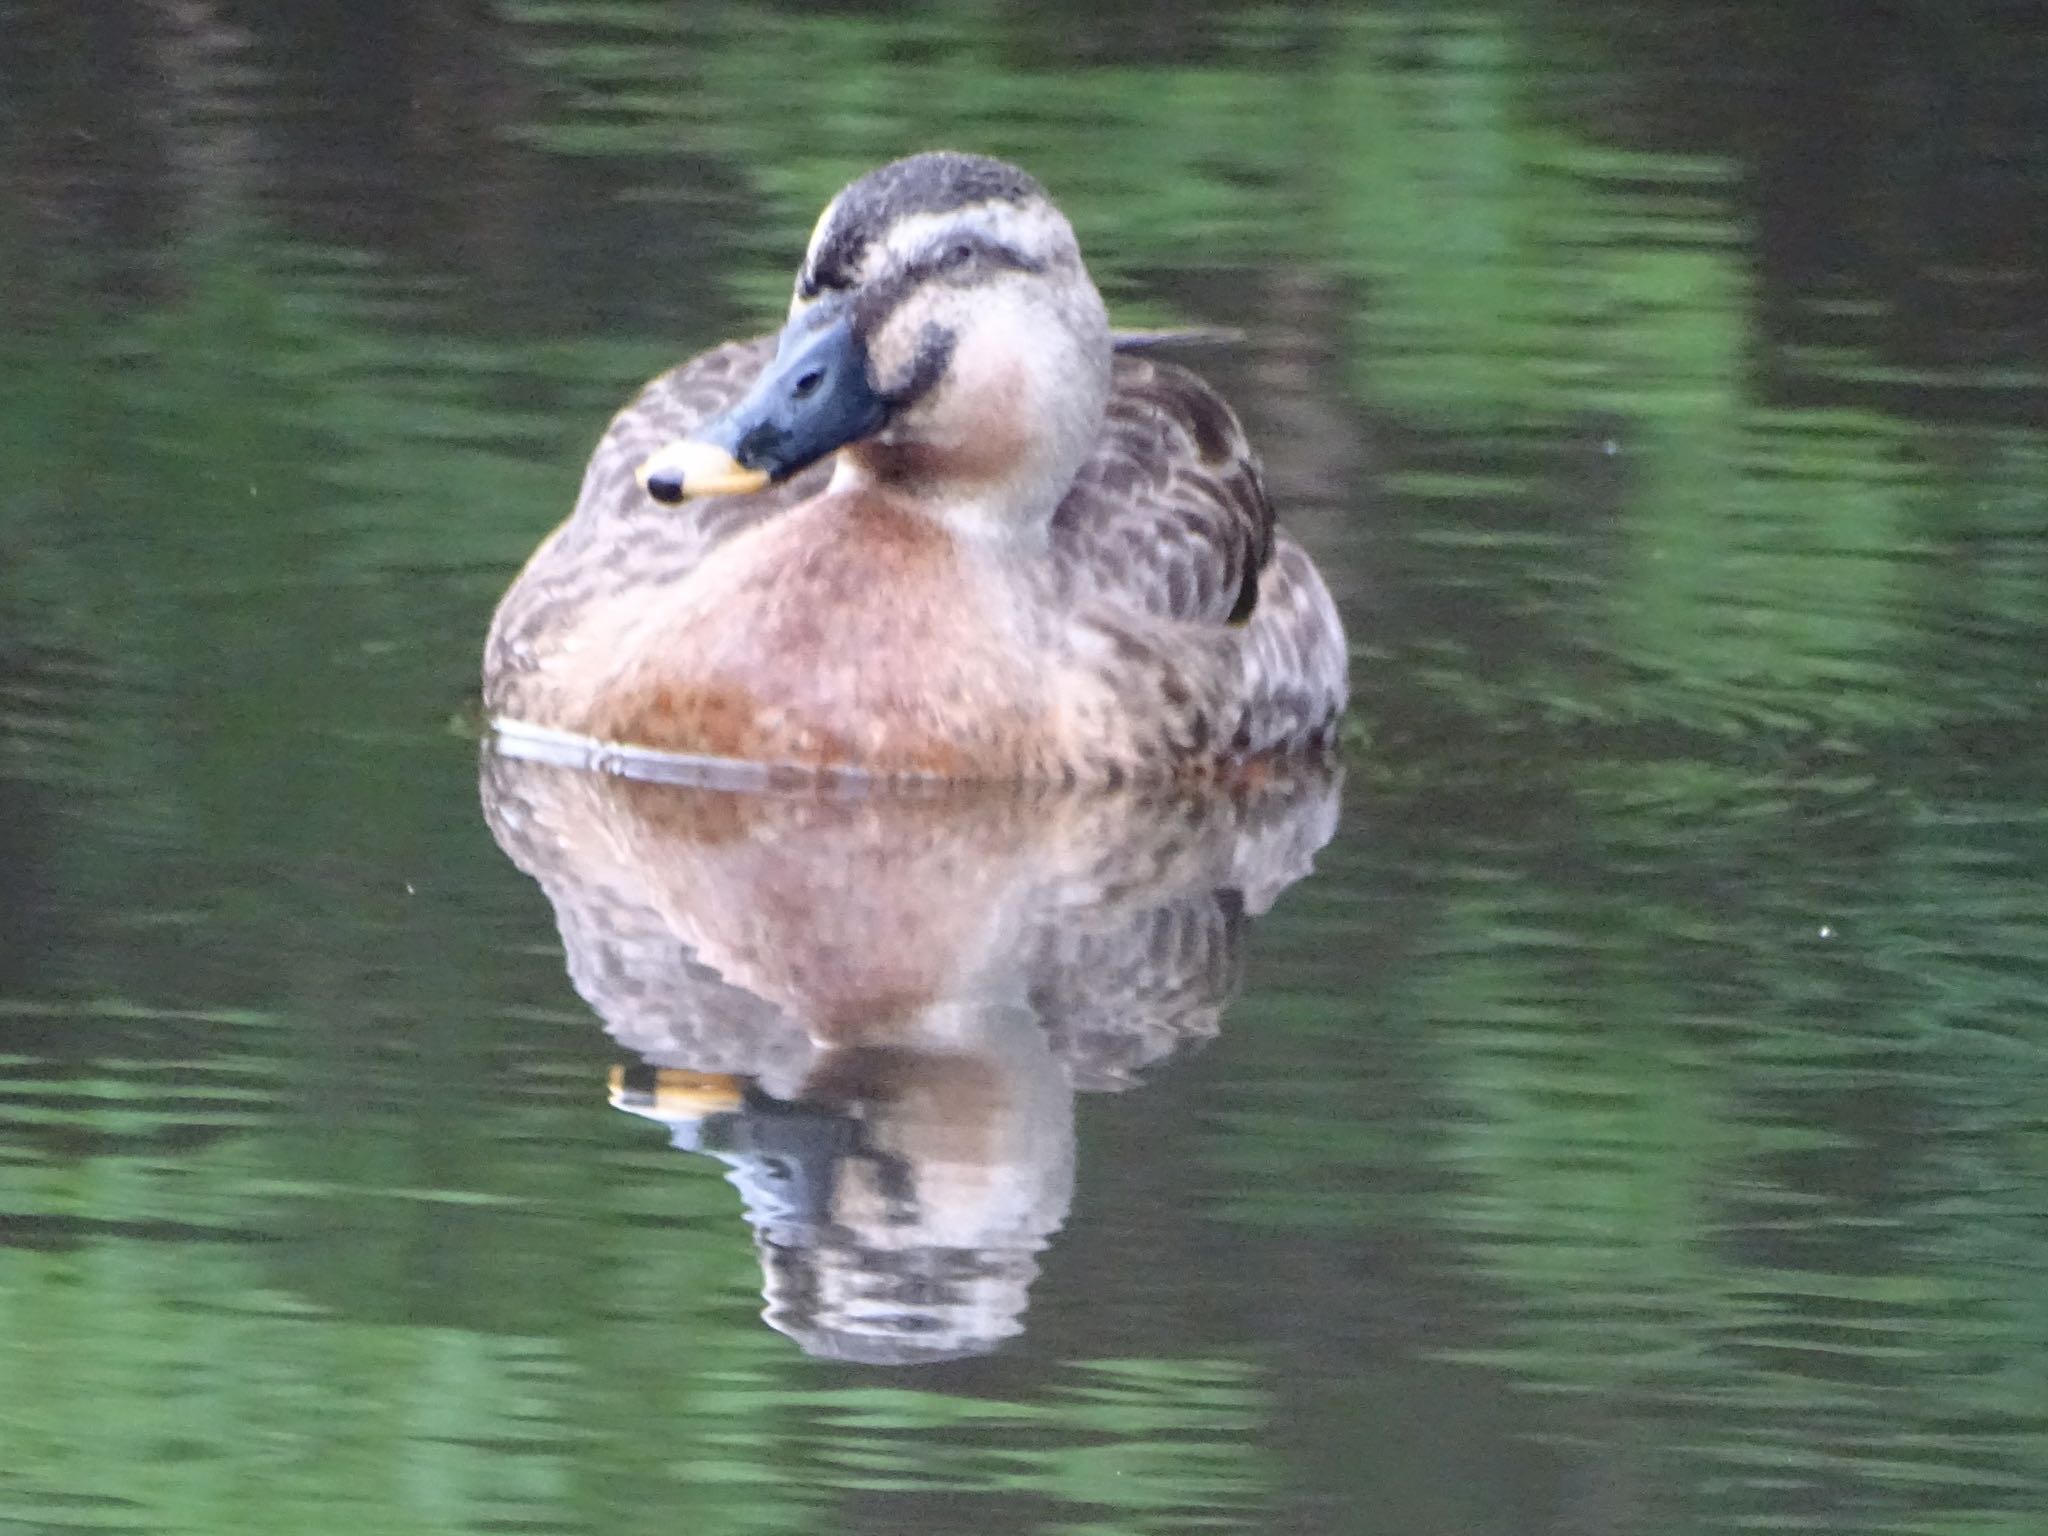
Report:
937,240,975,272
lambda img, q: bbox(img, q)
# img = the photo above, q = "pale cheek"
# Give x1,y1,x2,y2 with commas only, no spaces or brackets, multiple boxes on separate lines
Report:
942,353,1031,473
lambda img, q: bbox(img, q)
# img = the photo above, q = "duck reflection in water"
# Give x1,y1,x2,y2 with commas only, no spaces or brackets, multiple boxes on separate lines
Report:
481,747,1338,1364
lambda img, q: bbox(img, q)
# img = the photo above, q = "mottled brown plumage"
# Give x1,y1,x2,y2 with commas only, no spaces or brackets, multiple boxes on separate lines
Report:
484,153,1347,782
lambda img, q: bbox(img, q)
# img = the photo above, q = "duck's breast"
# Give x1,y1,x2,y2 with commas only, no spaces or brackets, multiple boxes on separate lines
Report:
580,494,1053,776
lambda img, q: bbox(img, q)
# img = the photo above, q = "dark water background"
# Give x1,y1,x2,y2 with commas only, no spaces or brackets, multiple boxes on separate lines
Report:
4,2,2048,1532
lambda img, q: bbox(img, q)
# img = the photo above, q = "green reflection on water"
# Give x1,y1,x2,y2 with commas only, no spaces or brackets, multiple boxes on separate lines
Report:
3,0,2047,1533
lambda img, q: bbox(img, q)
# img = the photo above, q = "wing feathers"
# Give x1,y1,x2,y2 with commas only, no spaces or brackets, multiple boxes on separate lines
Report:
1050,355,1274,630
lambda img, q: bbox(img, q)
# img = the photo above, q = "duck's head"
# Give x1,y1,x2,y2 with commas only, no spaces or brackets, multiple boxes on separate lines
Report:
638,152,1111,533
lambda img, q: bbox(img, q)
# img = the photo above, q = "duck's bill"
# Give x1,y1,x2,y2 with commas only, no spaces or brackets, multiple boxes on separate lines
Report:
635,439,772,502
636,297,889,505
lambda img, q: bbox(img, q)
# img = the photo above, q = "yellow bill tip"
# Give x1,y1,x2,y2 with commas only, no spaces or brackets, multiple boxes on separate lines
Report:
607,1064,748,1118
635,440,772,503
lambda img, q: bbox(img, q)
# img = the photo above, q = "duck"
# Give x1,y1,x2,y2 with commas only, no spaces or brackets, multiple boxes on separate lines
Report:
483,151,1347,784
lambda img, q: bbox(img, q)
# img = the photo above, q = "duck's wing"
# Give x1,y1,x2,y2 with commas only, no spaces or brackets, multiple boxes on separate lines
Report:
1051,354,1349,756
568,336,828,544
1049,354,1275,628
485,337,829,717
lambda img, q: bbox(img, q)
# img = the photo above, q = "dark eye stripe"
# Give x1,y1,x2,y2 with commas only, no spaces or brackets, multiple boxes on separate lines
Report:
798,264,853,300
913,236,1043,283
845,234,1048,351
803,227,1042,303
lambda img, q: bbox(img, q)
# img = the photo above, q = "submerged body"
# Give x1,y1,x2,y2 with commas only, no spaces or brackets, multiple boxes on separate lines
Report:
485,153,1347,782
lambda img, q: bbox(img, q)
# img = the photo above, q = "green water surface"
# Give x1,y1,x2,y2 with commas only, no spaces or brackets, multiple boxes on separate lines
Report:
2,3,2046,1533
